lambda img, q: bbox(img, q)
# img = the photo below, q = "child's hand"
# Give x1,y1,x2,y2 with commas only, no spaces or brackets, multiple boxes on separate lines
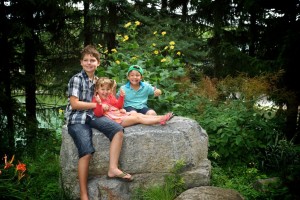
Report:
102,104,110,111
120,89,126,97
95,95,102,105
154,88,162,97
120,109,126,114
112,80,117,90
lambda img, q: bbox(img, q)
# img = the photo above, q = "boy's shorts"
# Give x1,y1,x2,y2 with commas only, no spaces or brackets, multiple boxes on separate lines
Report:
124,106,152,115
68,116,123,158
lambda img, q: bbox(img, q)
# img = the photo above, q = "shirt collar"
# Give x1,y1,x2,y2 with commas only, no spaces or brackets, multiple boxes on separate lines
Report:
80,69,89,81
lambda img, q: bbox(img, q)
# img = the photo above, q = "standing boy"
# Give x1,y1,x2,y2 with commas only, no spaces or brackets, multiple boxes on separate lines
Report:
119,65,162,115
65,45,133,200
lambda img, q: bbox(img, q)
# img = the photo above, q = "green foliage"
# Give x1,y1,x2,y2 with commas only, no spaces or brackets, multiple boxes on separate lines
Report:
132,160,186,200
23,152,71,200
211,164,290,200
96,21,187,114
0,155,29,200
0,107,70,200
199,99,284,165
262,139,300,173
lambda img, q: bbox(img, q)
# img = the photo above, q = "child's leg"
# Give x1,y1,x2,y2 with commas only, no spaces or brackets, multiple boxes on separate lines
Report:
139,107,157,115
145,109,157,115
121,115,162,127
68,123,95,200
108,131,131,179
78,154,92,200
89,116,132,180
124,106,138,115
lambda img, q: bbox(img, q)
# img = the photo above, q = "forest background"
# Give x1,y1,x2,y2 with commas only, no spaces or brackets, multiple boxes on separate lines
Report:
0,0,299,199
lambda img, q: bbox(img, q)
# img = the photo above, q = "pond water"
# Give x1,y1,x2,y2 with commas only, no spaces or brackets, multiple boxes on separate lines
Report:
15,94,67,134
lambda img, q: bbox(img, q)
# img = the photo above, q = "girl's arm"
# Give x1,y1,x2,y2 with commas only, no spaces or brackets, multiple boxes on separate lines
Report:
115,89,125,109
92,96,104,117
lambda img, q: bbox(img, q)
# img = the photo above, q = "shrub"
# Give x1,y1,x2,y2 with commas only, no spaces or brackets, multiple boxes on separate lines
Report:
132,160,186,200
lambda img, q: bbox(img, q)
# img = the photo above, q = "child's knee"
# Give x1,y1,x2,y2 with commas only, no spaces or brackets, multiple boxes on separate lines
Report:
130,110,138,114
146,110,157,115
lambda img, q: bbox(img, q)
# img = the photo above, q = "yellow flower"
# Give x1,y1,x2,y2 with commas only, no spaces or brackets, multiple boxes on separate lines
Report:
131,56,137,60
170,45,175,50
169,41,175,46
152,43,156,47
154,50,159,55
161,58,166,62
59,109,64,114
161,31,167,36
153,31,157,35
123,35,129,42
177,51,181,56
124,22,131,28
115,60,120,64
104,50,108,54
135,21,141,26
111,49,117,53
164,46,169,50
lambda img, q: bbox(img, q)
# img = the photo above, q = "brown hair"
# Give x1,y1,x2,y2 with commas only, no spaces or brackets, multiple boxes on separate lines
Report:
95,77,113,93
80,45,100,62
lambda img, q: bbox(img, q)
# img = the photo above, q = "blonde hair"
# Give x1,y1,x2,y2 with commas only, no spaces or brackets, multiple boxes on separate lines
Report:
95,77,113,92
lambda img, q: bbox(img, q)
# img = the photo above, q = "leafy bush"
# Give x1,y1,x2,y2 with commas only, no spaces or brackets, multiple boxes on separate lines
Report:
210,163,288,200
132,160,186,200
96,21,186,115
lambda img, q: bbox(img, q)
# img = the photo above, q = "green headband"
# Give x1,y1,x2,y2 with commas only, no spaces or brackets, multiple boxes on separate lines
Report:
127,65,143,76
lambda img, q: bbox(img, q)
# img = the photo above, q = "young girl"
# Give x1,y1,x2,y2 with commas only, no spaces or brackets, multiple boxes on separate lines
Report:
92,77,173,127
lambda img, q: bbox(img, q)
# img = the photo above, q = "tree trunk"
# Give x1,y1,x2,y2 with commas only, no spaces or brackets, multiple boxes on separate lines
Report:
181,0,189,23
281,1,300,144
211,0,224,78
24,13,38,149
0,0,15,153
84,0,92,46
106,2,117,52
161,0,168,14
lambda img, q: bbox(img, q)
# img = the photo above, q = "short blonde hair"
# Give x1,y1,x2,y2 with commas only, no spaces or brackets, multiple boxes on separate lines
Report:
95,77,113,91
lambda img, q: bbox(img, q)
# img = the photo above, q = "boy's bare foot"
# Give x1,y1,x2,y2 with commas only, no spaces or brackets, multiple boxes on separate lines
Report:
107,169,133,181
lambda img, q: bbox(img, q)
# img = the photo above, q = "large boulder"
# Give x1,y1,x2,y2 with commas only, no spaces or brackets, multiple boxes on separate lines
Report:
60,116,211,200
175,186,245,200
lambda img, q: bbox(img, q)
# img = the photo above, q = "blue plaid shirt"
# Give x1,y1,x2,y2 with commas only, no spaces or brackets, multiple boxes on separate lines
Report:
65,70,96,125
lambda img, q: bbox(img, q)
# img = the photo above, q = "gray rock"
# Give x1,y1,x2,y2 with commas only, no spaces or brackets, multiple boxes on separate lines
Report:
60,116,211,199
175,186,244,200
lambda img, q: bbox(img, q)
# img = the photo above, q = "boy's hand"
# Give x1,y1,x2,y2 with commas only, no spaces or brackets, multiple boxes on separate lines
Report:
120,89,126,97
154,88,162,97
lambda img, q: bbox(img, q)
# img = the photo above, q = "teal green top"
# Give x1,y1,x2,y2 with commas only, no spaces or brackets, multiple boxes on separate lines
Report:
119,81,154,109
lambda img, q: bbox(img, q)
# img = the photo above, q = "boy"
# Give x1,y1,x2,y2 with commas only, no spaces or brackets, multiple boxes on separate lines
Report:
119,65,162,115
65,45,132,200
